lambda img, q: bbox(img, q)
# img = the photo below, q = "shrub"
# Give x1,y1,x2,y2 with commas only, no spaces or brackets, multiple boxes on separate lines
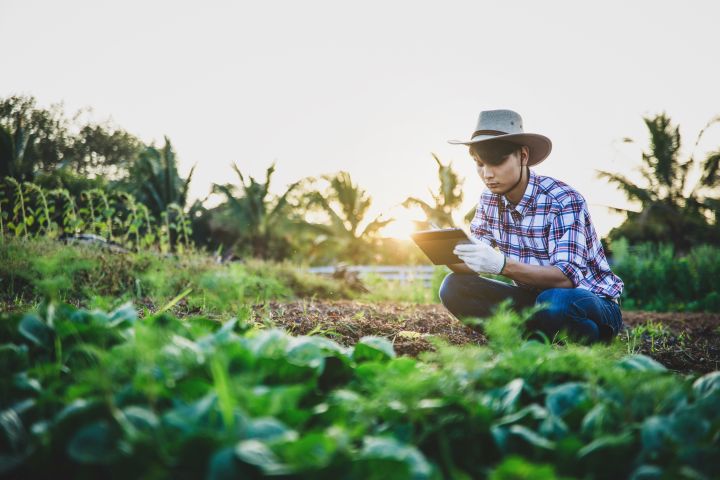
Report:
612,238,720,312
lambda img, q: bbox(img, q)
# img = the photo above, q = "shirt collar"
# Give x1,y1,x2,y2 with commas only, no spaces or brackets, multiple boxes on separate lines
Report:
501,168,538,218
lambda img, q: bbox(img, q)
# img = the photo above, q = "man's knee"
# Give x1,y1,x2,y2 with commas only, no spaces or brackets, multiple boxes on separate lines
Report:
438,272,464,307
529,289,569,332
535,288,569,315
531,288,601,343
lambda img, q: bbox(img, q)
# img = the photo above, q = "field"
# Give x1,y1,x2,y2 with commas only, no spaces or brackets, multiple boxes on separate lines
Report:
2,239,719,479
244,301,720,374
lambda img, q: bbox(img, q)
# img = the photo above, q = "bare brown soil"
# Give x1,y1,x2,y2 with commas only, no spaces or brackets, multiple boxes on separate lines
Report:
251,300,720,374
621,311,720,373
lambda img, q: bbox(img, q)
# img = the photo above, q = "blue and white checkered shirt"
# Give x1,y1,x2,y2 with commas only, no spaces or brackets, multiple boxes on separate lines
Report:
469,168,624,300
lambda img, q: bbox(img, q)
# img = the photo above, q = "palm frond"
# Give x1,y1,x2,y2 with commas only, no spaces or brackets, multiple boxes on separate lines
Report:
596,169,656,204
699,150,720,188
361,215,394,237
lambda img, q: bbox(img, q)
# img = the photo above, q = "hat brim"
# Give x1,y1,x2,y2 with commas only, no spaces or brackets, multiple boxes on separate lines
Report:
448,133,552,167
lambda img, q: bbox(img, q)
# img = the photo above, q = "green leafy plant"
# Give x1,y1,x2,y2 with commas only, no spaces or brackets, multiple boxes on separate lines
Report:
1,283,719,478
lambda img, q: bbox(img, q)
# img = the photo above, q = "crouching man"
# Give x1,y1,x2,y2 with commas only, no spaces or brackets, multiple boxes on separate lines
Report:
440,109,624,343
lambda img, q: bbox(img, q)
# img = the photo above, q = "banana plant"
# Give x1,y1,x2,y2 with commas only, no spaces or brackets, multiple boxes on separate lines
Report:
597,113,720,253
402,153,464,230
122,137,195,219
304,171,393,263
211,162,302,260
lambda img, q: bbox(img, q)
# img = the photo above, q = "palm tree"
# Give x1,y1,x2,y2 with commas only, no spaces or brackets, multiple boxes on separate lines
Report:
402,153,464,229
597,113,720,253
122,137,195,218
210,162,302,260
304,171,392,263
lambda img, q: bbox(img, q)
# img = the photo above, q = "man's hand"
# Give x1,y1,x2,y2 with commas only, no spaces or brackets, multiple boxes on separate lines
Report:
453,238,506,275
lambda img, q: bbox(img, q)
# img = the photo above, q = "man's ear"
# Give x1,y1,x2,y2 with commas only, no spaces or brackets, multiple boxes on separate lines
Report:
521,146,530,166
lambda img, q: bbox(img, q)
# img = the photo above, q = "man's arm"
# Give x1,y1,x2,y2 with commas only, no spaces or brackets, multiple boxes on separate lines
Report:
449,258,573,289
501,258,573,290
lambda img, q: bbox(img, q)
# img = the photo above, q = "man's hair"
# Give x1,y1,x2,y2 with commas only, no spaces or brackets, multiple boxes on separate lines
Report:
469,140,523,166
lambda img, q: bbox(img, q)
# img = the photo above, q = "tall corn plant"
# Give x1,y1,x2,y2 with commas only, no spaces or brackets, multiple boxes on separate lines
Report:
0,178,192,252
402,153,464,229
597,113,720,253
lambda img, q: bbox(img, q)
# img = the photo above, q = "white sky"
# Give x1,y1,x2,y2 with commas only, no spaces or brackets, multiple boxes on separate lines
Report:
2,0,719,238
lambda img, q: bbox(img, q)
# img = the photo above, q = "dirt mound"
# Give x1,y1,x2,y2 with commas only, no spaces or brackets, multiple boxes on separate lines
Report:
252,300,720,374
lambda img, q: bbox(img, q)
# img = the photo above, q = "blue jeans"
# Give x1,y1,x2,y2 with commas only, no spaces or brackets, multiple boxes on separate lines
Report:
438,273,623,343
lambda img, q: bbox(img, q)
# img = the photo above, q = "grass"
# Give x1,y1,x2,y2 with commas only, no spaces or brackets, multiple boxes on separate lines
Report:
0,237,358,316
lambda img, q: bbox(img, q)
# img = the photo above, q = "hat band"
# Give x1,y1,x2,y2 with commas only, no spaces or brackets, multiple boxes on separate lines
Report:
471,129,508,139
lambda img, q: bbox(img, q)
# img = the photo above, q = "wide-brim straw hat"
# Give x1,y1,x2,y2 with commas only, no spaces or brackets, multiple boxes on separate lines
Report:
448,109,552,166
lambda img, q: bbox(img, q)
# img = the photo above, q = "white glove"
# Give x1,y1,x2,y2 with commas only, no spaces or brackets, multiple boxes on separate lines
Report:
453,238,506,275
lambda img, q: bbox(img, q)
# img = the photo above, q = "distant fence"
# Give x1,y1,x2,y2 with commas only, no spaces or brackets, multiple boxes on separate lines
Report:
307,265,437,286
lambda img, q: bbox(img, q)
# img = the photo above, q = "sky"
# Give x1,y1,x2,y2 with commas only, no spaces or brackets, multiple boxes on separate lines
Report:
2,0,719,239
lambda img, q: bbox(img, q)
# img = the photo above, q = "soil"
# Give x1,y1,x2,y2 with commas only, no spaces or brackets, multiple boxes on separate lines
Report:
250,300,720,375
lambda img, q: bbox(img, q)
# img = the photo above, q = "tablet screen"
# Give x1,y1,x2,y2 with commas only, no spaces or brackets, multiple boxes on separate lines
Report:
410,228,473,265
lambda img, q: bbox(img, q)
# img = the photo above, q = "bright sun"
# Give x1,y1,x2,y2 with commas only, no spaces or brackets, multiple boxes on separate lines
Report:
379,207,423,239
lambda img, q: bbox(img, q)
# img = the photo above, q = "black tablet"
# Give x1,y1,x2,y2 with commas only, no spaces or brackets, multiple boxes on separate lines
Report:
410,228,473,265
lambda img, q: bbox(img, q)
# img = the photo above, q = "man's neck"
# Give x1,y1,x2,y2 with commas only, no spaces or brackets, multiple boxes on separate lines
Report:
504,167,529,205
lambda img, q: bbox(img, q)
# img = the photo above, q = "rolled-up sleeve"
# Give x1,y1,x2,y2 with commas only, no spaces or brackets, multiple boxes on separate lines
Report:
469,202,496,247
547,200,589,287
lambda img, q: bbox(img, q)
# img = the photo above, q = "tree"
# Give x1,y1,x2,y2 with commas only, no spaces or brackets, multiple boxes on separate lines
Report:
0,122,37,182
0,95,73,180
597,113,720,253
0,95,143,181
305,171,392,263
119,137,195,218
209,162,302,260
402,153,464,229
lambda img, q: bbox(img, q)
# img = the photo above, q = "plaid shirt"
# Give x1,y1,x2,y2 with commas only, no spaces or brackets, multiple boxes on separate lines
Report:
469,169,624,300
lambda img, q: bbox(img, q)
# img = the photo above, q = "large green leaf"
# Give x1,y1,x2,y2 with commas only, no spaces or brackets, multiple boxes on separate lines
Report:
206,447,240,480
0,344,28,373
545,383,588,418
359,436,433,480
640,415,674,457
483,378,525,415
488,455,563,480
618,355,667,372
0,399,35,472
248,329,290,358
352,336,396,363
491,424,556,455
119,406,160,440
628,465,664,480
18,313,54,349
276,431,339,470
67,420,122,464
578,432,636,477
243,417,297,443
692,371,720,400
107,302,138,328
494,404,548,428
234,439,290,475
581,403,616,438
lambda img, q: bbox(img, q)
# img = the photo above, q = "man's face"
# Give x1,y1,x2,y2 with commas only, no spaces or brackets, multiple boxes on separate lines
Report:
470,145,528,192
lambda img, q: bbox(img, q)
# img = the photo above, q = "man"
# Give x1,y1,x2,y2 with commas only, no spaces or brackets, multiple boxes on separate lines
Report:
439,109,624,343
